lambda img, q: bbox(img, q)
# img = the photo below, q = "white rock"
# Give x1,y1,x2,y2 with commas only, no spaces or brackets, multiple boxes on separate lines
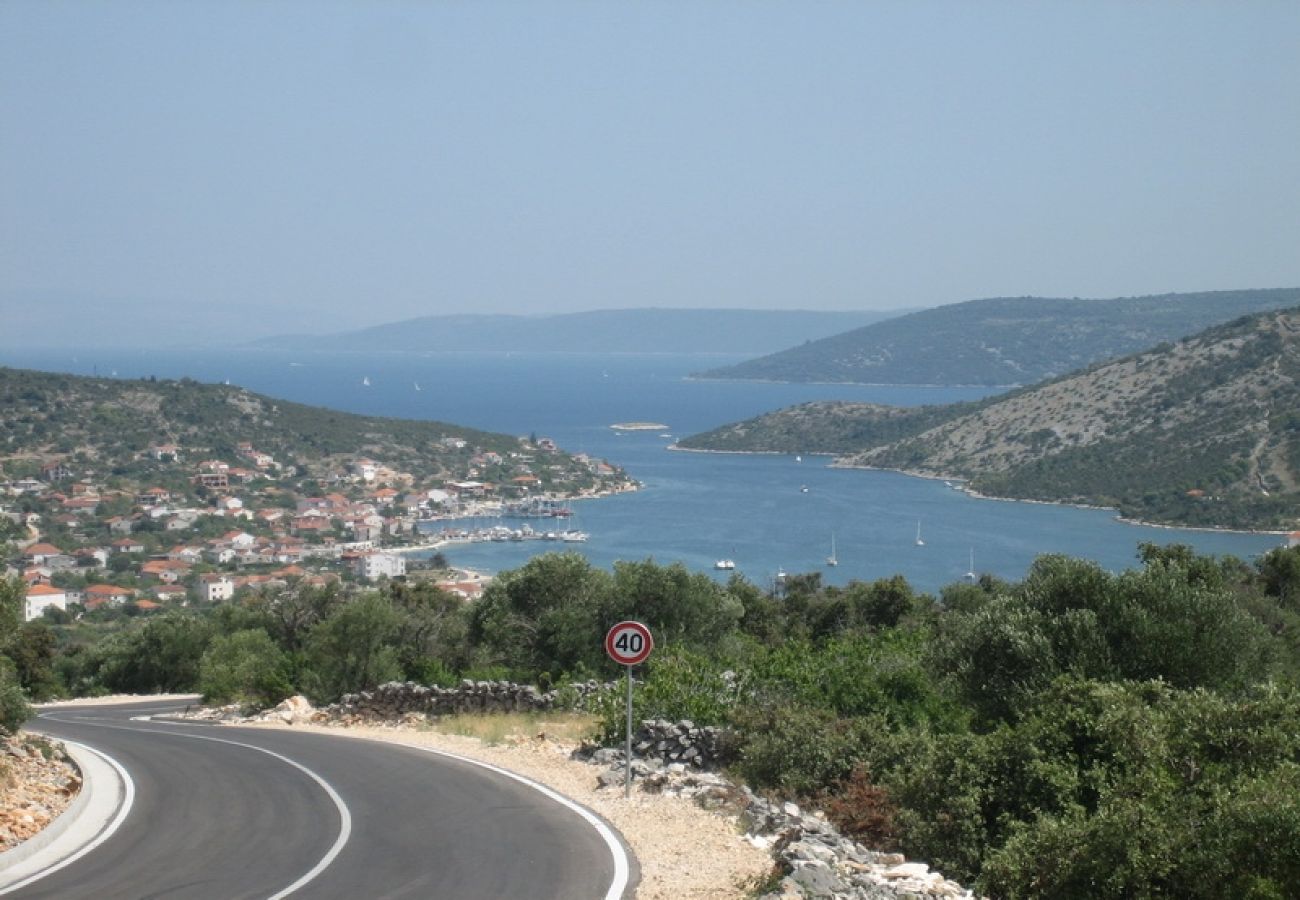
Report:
884,862,931,879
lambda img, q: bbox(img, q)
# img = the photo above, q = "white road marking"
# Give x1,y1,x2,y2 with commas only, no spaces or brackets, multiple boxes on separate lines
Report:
407,744,633,900
0,741,136,896
29,713,352,899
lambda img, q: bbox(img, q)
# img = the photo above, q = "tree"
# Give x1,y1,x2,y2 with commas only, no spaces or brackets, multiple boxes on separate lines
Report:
199,629,293,707
304,595,402,702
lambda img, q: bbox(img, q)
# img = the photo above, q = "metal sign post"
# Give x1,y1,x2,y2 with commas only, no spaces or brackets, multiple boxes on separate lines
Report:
604,621,654,798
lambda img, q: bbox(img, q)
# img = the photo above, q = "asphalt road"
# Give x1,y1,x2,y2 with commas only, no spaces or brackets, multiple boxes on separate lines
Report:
11,701,631,899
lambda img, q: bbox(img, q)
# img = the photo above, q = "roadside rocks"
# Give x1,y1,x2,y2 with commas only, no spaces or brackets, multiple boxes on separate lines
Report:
573,717,732,770
0,735,81,852
580,720,978,900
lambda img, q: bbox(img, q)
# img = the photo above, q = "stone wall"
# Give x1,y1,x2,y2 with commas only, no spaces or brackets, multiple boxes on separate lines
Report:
319,679,612,720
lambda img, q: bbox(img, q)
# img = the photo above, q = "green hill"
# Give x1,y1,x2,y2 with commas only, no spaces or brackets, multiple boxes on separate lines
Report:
682,307,1300,529
0,367,621,495
696,288,1300,385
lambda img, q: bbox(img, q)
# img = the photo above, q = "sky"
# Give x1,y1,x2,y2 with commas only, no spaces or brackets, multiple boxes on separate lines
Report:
2,1,1299,345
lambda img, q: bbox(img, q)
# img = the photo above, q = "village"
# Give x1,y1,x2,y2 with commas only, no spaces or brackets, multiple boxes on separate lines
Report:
1,434,636,623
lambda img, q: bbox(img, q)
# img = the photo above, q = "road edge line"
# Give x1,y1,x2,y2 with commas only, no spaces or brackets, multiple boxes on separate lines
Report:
0,739,135,894
409,744,635,900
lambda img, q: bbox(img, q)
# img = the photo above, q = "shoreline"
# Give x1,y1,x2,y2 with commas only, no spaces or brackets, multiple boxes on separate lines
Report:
834,461,1287,538
672,446,1285,539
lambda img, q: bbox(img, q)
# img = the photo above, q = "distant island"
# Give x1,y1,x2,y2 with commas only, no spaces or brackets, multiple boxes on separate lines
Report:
681,305,1300,531
610,422,669,431
251,307,907,355
695,288,1300,386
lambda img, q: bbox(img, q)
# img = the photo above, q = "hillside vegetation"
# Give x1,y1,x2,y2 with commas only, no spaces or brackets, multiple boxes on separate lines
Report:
9,542,1300,899
255,307,902,355
0,367,599,488
696,288,1300,385
683,307,1300,529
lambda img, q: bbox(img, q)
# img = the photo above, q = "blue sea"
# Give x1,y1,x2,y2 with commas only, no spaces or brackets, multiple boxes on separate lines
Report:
1,346,1280,593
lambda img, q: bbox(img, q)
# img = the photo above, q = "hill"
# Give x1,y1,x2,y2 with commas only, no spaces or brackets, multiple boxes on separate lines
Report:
253,308,904,355
0,367,623,497
695,288,1300,385
681,307,1300,529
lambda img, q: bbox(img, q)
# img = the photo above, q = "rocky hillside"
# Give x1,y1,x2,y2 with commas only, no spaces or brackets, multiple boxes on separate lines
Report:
685,308,1300,529
677,401,969,456
696,288,1300,386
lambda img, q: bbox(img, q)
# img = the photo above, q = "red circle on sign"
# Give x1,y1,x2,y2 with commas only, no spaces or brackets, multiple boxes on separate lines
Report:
605,621,654,666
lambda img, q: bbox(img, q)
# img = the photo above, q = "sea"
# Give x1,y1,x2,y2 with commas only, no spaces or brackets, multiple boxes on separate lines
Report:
0,346,1281,594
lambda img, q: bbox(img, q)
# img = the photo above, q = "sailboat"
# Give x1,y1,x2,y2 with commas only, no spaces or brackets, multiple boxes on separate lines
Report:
825,534,838,567
915,521,925,546
413,381,422,392
361,376,371,387
964,549,977,582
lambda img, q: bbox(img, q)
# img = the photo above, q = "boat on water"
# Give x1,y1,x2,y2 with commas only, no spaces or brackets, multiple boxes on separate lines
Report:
915,521,925,546
414,381,422,391
776,566,787,581
561,530,588,543
964,549,977,582
826,534,838,567
714,559,736,570
362,376,371,387
800,485,809,494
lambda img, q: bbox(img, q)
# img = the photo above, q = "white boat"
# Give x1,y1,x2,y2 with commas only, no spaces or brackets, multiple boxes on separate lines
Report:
414,381,422,392
825,535,838,567
714,559,735,570
775,566,787,581
915,521,925,546
964,549,977,582
362,376,371,387
795,455,802,463
800,485,809,494
561,530,588,543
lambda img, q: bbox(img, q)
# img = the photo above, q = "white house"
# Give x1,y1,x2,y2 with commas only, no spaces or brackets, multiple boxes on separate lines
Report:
24,584,68,621
200,575,236,603
349,551,406,581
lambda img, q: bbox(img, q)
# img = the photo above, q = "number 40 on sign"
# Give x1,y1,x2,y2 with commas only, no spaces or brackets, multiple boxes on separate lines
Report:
605,621,653,666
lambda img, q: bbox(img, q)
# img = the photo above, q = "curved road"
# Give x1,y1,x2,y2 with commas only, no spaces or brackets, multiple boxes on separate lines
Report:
6,701,632,899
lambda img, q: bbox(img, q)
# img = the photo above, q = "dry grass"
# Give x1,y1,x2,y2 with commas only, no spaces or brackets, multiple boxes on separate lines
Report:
423,711,600,746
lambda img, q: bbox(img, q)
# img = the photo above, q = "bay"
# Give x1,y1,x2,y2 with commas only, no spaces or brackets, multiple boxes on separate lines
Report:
1,346,1280,593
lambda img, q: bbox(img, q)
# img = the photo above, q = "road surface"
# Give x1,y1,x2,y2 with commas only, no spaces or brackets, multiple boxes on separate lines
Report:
5,700,632,899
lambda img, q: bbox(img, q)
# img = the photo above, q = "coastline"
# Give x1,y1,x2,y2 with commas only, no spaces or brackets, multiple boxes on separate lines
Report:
835,461,1286,538
673,445,1285,539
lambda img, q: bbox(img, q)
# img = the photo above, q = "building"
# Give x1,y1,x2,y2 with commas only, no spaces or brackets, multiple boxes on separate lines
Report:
24,584,68,621
200,575,236,603
347,551,406,581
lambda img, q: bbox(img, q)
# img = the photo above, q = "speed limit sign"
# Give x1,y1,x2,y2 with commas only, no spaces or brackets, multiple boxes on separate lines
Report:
605,621,654,666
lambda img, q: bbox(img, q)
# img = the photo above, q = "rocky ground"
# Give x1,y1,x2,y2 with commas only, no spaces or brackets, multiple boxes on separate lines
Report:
0,734,80,852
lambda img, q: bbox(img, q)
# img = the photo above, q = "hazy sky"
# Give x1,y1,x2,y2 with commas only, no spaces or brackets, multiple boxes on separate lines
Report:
3,2,1299,343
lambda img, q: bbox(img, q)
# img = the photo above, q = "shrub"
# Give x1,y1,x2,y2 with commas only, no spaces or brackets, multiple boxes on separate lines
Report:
199,629,293,708
0,663,31,736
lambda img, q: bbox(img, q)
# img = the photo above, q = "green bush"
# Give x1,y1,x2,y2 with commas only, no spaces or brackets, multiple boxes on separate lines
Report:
0,662,31,736
199,629,293,708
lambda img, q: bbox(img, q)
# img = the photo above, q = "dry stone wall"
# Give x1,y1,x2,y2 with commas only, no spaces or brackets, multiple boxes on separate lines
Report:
319,679,611,720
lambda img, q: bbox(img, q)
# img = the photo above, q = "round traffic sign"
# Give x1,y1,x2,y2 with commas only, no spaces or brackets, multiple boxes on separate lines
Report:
605,621,654,666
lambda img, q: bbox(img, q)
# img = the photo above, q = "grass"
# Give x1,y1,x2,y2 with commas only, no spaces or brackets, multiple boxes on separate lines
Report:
425,711,600,746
